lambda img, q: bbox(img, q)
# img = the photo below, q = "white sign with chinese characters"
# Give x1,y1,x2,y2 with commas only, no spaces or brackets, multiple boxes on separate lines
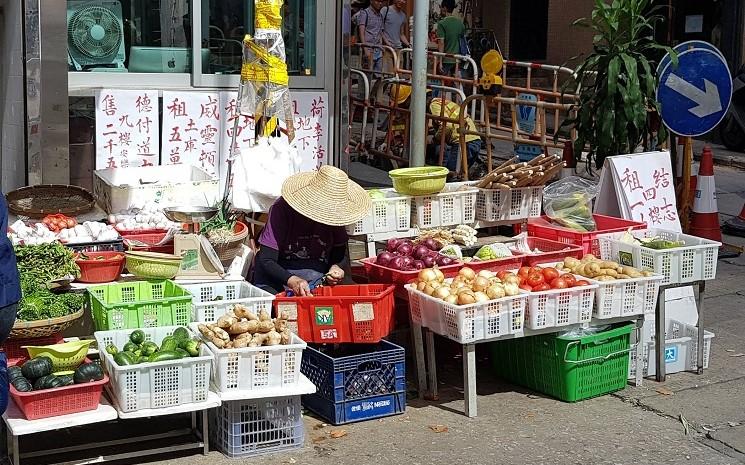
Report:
95,89,159,169
219,91,329,173
161,91,221,178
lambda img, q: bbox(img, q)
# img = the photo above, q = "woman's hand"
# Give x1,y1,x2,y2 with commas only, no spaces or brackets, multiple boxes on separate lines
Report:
287,276,311,296
325,265,345,285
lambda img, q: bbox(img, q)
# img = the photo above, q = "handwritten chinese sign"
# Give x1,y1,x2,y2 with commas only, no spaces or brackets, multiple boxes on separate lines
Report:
219,91,329,172
95,89,160,169
161,91,221,178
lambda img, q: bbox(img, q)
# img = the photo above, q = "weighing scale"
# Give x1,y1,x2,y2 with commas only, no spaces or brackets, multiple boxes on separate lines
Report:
163,206,225,279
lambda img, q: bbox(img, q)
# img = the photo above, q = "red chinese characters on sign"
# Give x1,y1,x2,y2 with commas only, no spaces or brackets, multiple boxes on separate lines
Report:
162,92,221,177
96,90,160,169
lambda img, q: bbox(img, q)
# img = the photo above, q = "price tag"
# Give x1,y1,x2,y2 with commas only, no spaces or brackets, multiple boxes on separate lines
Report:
352,302,374,322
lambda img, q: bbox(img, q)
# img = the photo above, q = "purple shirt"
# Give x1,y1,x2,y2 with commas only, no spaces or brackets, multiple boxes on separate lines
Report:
258,197,347,273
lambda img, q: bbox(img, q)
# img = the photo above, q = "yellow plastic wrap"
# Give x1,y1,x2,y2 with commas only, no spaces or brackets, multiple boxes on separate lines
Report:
255,0,283,30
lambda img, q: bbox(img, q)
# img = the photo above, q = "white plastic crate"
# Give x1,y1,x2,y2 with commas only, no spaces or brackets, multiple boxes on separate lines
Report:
593,274,664,319
411,182,478,228
524,277,597,329
599,228,721,285
475,186,543,222
94,326,212,412
346,189,412,235
189,323,306,394
211,396,304,458
180,281,275,323
628,319,714,378
406,282,527,343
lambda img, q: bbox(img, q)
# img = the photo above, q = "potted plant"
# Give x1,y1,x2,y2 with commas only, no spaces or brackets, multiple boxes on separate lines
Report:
200,200,248,263
560,0,674,169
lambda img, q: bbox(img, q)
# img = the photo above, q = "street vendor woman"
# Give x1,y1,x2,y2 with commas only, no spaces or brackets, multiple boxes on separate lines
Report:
0,195,21,415
252,165,371,296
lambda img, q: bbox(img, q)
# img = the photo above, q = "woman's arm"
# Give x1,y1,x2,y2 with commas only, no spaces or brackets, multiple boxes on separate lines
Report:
255,246,292,287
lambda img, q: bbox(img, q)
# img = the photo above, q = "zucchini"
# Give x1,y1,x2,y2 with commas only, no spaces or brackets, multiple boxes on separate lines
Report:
172,327,190,341
159,336,178,352
180,339,201,357
141,341,159,356
11,376,33,392
73,362,104,383
174,347,189,358
129,329,146,345
122,342,139,353
113,352,136,366
148,350,183,363
21,356,53,380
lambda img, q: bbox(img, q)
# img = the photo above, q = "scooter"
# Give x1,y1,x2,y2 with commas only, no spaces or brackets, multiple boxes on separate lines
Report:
720,64,745,151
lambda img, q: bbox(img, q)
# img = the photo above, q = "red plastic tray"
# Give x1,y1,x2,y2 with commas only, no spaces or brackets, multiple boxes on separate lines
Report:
122,232,174,254
527,214,646,256
9,358,108,420
116,227,169,236
463,252,524,272
1,334,64,364
274,284,395,344
512,237,584,266
75,251,126,283
361,257,463,287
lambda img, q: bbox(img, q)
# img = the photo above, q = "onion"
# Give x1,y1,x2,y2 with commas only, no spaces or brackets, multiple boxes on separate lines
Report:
418,268,437,282
444,294,458,305
502,274,521,285
402,255,414,267
387,238,401,252
504,283,520,296
474,291,489,302
433,287,451,300
423,237,440,251
450,280,466,290
413,260,425,270
388,256,406,270
376,251,394,266
417,281,427,291
457,287,475,295
400,239,414,248
459,267,476,280
422,255,437,268
423,283,437,296
433,267,445,282
436,255,454,266
413,244,431,260
486,285,505,299
427,280,441,289
458,293,476,305
472,276,490,292
397,243,413,256
477,270,495,279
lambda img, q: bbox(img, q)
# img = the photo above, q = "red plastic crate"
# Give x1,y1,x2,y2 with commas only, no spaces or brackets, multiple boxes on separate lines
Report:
75,251,126,283
361,257,463,287
122,231,175,254
274,284,395,344
527,214,646,256
116,227,168,236
464,252,524,272
1,333,63,364
513,237,584,266
9,358,108,420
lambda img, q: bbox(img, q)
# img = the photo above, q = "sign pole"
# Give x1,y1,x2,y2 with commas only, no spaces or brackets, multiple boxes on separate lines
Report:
680,136,693,232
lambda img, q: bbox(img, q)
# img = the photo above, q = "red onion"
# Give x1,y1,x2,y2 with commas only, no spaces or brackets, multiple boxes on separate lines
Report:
397,243,413,256
376,251,394,266
388,256,406,270
412,260,425,270
422,255,437,268
436,255,454,266
413,244,430,260
423,237,440,251
386,238,401,252
402,255,414,267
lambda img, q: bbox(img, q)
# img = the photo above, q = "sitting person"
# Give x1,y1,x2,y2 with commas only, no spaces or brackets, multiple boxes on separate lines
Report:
429,97,485,178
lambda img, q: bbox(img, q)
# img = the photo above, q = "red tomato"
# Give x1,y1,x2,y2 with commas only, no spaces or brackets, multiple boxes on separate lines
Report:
533,283,551,292
526,273,544,287
496,270,509,280
518,275,525,285
560,273,577,287
550,277,569,289
517,266,531,278
519,283,533,292
529,266,543,275
542,267,560,282
574,279,591,286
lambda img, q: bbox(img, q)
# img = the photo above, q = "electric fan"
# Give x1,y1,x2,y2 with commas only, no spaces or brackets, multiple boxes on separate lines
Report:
67,1,126,71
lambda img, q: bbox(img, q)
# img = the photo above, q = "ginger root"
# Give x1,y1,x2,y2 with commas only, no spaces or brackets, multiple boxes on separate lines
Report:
233,304,258,321
258,309,271,322
198,323,227,348
248,330,281,347
217,314,238,329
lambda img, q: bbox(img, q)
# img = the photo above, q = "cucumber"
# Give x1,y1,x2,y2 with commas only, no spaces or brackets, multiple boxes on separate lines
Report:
113,352,136,366
175,347,190,358
159,336,178,352
148,350,183,363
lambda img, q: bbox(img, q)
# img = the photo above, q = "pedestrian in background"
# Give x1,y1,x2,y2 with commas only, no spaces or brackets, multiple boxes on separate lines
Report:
436,0,465,78
354,0,386,72
0,195,21,415
381,0,410,53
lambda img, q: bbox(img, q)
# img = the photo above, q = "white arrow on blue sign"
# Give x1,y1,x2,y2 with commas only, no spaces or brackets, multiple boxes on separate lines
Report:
657,47,732,137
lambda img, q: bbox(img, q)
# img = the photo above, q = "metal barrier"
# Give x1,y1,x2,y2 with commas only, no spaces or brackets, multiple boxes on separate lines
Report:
348,69,371,157
351,43,400,80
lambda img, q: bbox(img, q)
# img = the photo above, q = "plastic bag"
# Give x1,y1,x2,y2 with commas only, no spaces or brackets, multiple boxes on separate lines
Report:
230,136,301,212
559,325,611,339
542,176,599,232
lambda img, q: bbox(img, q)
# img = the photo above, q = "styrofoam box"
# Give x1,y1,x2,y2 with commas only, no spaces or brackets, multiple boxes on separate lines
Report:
190,323,306,394
592,274,664,319
180,281,275,323
347,189,412,235
475,186,543,222
598,228,721,285
411,182,478,228
524,276,597,329
628,319,714,378
406,281,527,343
93,165,219,214
94,326,212,412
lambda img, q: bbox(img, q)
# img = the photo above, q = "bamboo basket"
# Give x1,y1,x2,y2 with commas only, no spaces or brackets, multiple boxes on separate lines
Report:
9,309,85,339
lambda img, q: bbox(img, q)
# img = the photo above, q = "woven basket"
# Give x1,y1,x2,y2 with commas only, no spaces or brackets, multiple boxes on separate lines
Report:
6,185,95,218
9,309,85,339
209,221,248,263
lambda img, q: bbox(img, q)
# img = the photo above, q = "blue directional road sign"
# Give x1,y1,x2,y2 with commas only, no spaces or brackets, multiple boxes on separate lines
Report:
657,48,732,137
656,40,725,77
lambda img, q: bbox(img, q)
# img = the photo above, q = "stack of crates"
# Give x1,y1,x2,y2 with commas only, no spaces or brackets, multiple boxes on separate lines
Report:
275,284,407,425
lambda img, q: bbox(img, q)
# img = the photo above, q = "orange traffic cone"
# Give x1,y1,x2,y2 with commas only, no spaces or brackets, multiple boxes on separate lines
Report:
689,146,722,242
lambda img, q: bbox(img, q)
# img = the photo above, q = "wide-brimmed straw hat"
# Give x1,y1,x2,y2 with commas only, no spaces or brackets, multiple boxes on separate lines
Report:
281,165,371,226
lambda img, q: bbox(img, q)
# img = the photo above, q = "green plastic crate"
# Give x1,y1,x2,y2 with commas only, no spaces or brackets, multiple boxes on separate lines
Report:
87,280,192,330
489,323,635,402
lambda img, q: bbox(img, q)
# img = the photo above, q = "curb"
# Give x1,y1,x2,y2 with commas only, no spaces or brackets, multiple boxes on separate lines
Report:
693,153,745,170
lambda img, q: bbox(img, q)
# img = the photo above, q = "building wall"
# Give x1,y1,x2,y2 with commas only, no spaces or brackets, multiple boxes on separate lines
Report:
545,0,594,67
0,0,26,191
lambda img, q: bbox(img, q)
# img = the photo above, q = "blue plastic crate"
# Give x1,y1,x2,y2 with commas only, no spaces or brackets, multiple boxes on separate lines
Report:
301,340,406,425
